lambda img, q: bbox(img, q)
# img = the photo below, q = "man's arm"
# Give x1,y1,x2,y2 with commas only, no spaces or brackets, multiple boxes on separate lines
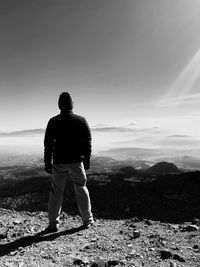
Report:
44,119,54,173
82,118,92,170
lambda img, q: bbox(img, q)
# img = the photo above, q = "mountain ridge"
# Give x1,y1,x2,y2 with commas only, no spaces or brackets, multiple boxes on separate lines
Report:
146,161,182,174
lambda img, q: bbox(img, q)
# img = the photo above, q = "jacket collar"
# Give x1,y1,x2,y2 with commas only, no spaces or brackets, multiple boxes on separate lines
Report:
60,109,73,115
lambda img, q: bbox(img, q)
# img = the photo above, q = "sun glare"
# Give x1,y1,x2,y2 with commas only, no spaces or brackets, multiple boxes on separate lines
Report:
158,49,200,107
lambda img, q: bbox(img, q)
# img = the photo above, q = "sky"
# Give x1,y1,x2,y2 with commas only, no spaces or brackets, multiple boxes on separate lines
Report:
0,0,200,135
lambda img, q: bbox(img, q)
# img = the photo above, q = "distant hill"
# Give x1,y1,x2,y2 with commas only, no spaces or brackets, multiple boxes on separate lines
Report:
132,160,151,170
118,166,141,176
146,161,182,174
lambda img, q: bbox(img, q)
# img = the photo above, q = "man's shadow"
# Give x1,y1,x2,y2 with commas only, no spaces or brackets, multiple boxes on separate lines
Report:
0,226,84,257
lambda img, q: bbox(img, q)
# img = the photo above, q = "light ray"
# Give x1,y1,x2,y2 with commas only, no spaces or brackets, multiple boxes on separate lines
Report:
158,49,200,106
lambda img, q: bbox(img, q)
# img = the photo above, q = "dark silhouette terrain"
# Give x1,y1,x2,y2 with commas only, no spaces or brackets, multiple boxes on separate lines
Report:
146,161,182,174
0,163,200,266
0,164,200,223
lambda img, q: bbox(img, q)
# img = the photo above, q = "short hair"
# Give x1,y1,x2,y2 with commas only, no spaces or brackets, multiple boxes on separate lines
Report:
58,92,73,111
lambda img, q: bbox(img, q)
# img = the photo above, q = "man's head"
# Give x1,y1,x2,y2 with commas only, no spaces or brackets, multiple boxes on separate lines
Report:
58,92,73,111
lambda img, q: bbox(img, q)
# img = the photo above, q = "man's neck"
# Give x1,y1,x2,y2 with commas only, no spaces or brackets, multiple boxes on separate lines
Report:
60,109,73,115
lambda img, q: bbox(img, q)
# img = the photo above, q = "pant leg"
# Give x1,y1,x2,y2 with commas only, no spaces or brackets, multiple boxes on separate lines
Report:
48,164,68,226
68,162,94,224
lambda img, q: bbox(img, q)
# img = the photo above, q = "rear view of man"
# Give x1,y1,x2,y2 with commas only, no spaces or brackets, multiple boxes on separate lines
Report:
44,92,94,232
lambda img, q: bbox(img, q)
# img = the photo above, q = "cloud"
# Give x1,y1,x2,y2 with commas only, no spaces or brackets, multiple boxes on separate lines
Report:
127,122,136,127
155,136,200,149
168,135,190,138
130,93,200,109
91,126,162,134
157,93,200,107
111,136,153,146
188,111,200,116
91,127,135,133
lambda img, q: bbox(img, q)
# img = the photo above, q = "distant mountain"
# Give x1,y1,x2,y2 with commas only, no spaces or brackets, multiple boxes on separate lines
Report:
132,160,151,170
146,161,182,174
118,166,141,176
0,129,45,137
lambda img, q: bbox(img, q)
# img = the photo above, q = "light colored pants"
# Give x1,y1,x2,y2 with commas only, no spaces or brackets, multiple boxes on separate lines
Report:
48,162,93,226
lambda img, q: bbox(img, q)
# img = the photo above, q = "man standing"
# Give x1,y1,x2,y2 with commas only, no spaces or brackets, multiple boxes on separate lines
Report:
44,92,94,232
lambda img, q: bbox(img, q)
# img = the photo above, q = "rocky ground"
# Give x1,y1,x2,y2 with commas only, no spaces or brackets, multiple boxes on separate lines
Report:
0,208,200,267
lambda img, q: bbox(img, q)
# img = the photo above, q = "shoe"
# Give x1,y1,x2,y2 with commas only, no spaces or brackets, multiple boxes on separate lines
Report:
42,225,59,234
81,221,94,229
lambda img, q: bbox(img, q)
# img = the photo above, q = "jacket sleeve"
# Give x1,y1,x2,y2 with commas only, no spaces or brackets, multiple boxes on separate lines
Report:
44,119,55,164
82,118,92,160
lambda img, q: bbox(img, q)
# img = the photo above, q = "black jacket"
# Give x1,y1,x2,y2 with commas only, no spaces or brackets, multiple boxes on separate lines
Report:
44,110,92,165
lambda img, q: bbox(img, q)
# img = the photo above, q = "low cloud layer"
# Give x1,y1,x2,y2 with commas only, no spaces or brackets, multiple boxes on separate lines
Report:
0,126,199,158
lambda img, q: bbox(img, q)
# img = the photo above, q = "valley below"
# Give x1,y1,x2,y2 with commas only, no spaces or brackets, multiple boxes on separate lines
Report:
0,155,200,266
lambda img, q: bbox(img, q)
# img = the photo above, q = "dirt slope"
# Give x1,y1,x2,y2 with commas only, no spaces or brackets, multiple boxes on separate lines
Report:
0,208,200,267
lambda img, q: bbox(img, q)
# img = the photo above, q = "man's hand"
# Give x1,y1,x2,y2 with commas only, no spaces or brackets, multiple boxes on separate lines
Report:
83,158,90,170
45,162,52,174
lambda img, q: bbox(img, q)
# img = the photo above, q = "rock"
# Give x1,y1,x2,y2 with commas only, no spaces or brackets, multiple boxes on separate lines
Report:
193,244,199,250
73,259,84,266
184,224,199,232
107,260,120,266
173,253,185,262
13,219,22,225
77,232,84,236
11,233,17,238
191,218,200,226
10,251,18,256
73,258,90,266
170,225,179,232
4,262,15,267
82,258,90,265
131,217,140,222
0,221,6,227
131,251,140,258
30,226,37,234
131,224,137,229
91,238,98,242
161,240,167,246
84,245,91,250
133,230,140,238
0,233,7,239
129,249,136,256
90,259,106,267
171,246,179,251
143,219,153,226
160,249,173,260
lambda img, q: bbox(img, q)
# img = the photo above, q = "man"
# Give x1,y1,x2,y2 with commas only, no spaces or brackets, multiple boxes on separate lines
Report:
44,92,94,232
